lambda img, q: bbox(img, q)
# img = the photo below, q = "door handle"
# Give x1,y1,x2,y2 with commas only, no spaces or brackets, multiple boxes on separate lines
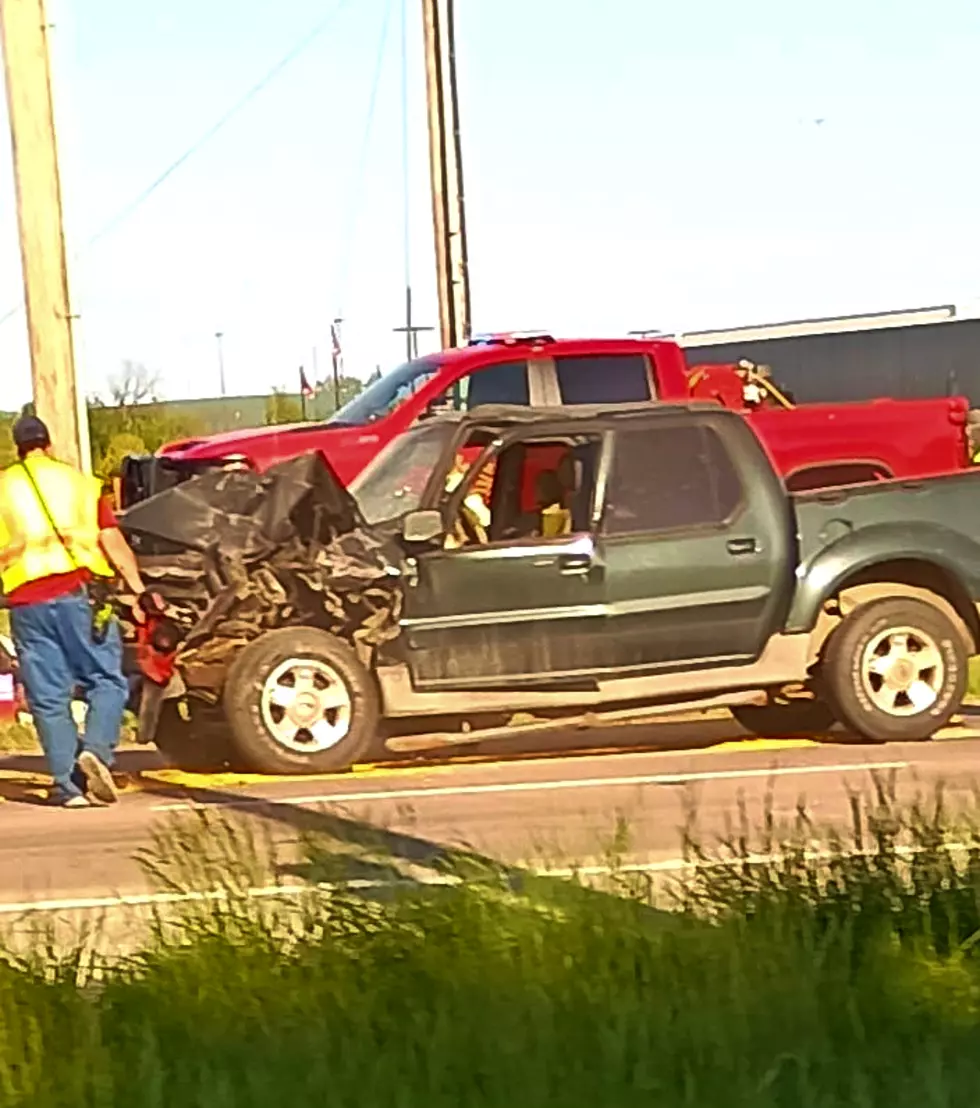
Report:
558,554,593,575
726,537,759,556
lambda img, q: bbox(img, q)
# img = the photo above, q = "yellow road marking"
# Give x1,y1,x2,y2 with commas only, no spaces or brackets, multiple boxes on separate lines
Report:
150,760,911,814
134,756,476,792
1,719,976,802
137,738,811,792
705,738,819,754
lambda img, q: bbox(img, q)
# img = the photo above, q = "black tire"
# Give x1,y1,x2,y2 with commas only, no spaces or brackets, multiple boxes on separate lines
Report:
222,627,380,774
822,597,967,742
153,700,238,773
731,700,837,738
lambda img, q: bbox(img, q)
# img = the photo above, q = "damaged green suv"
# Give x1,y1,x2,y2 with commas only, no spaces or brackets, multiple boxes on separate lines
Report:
121,402,980,774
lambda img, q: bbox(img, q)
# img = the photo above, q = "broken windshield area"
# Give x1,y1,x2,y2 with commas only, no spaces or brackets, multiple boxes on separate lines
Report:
328,355,443,427
349,422,457,525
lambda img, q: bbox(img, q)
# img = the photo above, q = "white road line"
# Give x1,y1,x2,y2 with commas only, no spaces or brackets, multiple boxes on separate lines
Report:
0,836,969,919
0,881,429,918
149,759,908,813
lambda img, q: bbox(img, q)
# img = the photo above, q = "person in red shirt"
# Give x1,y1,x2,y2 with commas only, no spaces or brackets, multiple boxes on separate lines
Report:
0,417,152,807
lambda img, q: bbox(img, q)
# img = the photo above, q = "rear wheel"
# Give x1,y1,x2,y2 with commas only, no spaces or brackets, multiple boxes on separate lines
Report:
822,597,967,742
731,699,837,738
222,627,380,774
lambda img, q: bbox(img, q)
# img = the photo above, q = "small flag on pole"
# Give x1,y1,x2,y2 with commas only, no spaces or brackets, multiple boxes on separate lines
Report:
300,366,315,399
330,322,343,369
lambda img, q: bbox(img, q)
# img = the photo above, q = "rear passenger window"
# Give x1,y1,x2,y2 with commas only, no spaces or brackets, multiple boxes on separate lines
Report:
433,361,530,411
556,355,653,404
603,425,742,536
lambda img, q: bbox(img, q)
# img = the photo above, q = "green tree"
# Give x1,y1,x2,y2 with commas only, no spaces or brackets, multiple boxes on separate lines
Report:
265,388,304,426
0,403,38,469
305,375,365,419
0,414,14,469
93,432,147,483
87,361,203,479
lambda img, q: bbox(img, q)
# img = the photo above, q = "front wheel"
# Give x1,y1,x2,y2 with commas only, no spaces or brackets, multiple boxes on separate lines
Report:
222,627,380,774
822,597,967,743
731,700,837,738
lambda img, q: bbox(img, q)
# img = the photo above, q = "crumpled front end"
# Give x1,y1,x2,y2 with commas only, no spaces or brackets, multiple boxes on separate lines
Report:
119,453,405,708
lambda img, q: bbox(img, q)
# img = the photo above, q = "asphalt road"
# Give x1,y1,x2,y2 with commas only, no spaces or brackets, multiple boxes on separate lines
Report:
0,711,978,918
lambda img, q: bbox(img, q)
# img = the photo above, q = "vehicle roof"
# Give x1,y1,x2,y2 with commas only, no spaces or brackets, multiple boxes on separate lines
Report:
445,335,677,355
421,400,732,428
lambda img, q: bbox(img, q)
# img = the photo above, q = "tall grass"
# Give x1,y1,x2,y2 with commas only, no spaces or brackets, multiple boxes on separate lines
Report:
1,785,980,1105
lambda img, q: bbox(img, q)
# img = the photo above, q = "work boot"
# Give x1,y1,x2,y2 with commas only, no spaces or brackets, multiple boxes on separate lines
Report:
77,751,119,806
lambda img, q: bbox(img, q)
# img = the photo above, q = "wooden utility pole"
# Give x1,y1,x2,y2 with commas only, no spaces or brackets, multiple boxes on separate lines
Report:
0,0,84,469
421,0,470,350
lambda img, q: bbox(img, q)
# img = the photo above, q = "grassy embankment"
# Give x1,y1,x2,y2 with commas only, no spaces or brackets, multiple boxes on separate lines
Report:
1,785,980,1105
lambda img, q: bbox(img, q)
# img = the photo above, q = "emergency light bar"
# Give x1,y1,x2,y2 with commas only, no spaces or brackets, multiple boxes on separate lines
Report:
468,331,555,347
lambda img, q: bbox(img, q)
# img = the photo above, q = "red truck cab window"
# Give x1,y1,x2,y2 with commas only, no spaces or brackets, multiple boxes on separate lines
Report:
554,354,655,404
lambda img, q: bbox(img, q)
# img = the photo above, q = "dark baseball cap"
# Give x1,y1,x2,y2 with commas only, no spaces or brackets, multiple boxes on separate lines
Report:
12,416,51,450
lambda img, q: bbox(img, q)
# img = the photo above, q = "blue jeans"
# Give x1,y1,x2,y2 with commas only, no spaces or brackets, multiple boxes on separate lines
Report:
10,589,128,800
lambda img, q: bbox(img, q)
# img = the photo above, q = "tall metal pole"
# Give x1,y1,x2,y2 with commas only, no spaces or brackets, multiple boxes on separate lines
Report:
215,331,226,396
404,283,413,361
421,0,470,350
0,0,84,469
393,284,434,359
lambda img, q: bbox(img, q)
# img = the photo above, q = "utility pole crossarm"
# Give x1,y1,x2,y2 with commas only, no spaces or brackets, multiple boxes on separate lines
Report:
0,0,84,469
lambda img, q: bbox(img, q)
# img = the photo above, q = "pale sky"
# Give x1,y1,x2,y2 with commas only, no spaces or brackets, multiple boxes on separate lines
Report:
1,0,978,408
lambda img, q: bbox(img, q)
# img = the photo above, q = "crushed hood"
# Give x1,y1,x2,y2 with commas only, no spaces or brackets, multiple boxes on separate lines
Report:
120,452,362,560
118,453,405,698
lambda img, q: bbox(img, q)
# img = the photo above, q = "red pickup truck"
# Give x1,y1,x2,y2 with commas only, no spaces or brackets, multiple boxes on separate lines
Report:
121,334,979,504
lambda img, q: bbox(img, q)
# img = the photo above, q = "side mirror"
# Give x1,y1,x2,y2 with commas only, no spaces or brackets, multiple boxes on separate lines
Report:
402,509,443,544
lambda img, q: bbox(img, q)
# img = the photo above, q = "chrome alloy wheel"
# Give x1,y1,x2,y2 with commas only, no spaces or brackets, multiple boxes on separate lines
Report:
260,657,353,752
860,626,944,717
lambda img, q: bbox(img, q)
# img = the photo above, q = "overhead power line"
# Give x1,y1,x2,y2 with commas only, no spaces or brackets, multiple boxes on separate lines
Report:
86,0,356,250
0,0,355,331
334,0,395,318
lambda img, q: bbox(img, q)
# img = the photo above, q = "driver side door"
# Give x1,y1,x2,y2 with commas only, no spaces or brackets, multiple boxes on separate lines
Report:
400,432,607,691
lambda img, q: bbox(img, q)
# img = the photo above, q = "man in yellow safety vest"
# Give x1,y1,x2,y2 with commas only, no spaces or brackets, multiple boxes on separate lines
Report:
0,417,151,807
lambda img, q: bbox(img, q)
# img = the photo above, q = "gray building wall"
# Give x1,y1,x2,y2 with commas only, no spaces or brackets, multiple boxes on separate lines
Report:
681,318,980,405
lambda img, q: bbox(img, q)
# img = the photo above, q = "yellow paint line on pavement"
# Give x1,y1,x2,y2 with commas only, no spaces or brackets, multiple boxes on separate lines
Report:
134,758,469,793
4,716,975,804
0,768,48,785
705,738,819,754
150,759,911,813
933,722,980,741
0,767,49,804
135,735,768,794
